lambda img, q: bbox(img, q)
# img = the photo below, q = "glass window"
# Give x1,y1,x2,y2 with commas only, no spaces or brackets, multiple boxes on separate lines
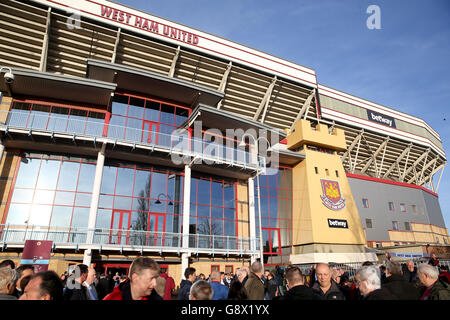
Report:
5,204,30,225
50,206,73,228
223,183,235,208
99,195,114,209
366,219,373,229
75,193,91,207
144,100,160,122
128,97,145,119
11,189,34,203
115,167,134,196
36,160,60,190
33,190,55,205
160,104,175,125
150,171,168,200
28,204,52,226
197,205,210,218
57,161,80,191
392,221,399,230
133,197,149,213
77,163,96,192
134,170,151,198
113,196,132,210
269,197,279,219
112,94,129,116
224,208,235,220
411,205,417,214
211,206,223,219
101,166,117,195
175,108,189,126
404,222,411,231
96,209,112,229
400,203,407,213
224,220,235,237
197,179,210,205
211,181,223,207
54,191,75,206
15,157,41,188
71,208,89,228
362,198,369,208
388,202,394,211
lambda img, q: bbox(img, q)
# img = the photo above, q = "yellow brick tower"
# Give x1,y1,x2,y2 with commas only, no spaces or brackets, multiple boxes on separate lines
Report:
287,119,375,264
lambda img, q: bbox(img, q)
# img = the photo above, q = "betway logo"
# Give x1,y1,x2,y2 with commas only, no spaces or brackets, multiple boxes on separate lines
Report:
370,113,392,126
327,219,348,229
367,110,396,128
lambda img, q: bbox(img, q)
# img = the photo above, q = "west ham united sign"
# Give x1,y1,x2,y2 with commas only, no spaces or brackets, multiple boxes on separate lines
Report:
320,179,346,211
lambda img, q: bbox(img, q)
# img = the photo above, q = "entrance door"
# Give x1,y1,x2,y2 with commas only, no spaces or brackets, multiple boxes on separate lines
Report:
142,121,159,145
110,210,131,245
147,213,165,246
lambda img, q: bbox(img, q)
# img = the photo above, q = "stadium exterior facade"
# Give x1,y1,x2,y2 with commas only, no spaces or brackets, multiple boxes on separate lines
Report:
0,0,448,283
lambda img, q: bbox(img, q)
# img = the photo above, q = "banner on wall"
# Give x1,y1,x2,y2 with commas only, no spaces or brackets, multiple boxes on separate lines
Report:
20,240,53,273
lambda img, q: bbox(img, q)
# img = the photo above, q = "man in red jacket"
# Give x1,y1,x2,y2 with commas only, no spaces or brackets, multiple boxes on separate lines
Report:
159,271,175,300
103,257,162,300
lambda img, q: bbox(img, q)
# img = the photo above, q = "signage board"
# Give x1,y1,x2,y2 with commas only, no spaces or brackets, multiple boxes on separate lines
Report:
328,219,348,229
21,240,53,273
367,109,396,128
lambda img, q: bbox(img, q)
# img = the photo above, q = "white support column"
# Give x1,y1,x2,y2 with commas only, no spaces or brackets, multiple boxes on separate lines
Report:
0,139,4,165
181,252,190,280
182,164,191,249
248,177,257,264
39,8,51,72
83,142,106,266
436,164,445,193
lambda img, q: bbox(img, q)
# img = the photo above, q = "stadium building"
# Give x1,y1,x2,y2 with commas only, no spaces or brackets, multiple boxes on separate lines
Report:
0,0,448,283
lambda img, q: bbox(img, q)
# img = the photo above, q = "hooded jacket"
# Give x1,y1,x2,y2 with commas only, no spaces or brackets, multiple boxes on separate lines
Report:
178,279,193,300
103,279,162,300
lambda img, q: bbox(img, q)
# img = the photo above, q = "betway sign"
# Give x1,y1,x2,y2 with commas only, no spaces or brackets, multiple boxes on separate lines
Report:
367,109,396,128
31,0,317,87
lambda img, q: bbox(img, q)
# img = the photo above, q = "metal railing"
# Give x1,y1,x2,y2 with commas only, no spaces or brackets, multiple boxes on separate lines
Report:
0,110,266,170
0,224,259,254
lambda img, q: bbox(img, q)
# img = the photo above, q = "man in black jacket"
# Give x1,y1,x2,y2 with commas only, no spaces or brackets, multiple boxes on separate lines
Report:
311,263,346,300
178,267,196,300
63,264,89,300
275,267,320,300
382,261,420,300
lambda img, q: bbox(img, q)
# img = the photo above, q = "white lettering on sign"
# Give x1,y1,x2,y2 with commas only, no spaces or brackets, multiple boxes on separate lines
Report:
371,113,392,127
327,219,348,229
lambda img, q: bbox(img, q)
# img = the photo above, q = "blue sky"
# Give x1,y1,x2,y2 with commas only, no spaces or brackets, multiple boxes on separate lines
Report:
120,0,450,229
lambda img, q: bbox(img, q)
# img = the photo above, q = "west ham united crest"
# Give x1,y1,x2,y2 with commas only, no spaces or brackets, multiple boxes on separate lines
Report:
320,179,346,211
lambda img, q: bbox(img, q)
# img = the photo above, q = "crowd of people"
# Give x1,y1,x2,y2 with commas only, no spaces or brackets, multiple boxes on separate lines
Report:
0,254,449,300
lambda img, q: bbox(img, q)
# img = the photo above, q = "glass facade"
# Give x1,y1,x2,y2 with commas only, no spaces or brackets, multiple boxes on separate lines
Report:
8,100,106,136
189,175,237,249
255,167,293,266
5,153,97,242
107,93,190,147
97,160,184,246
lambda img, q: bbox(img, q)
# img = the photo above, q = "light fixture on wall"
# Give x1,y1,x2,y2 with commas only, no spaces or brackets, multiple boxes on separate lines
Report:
155,193,173,206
